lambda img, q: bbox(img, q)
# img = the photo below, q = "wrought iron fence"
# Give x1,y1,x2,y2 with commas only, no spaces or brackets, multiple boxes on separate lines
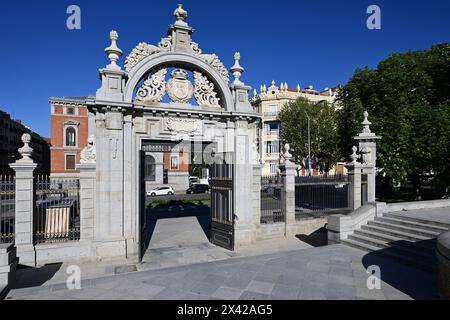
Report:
361,174,368,205
34,176,80,244
295,174,351,220
0,175,15,243
261,174,285,224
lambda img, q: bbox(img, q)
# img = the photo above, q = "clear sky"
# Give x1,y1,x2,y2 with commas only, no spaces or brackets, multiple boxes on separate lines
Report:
0,0,449,137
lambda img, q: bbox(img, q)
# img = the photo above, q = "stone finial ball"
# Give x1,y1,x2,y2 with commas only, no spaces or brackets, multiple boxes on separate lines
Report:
110,30,119,40
21,133,31,144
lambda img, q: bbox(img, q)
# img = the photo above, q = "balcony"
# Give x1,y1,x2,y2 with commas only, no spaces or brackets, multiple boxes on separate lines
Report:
263,111,279,118
263,152,280,159
263,131,280,137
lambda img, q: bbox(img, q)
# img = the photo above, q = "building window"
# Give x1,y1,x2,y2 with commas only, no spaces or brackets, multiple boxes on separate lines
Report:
270,164,278,174
170,155,179,170
265,141,279,154
67,107,75,115
144,155,156,181
65,127,77,147
268,105,278,113
65,154,76,170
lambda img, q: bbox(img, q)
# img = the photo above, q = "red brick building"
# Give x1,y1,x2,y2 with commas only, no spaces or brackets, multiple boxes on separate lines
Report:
49,97,89,177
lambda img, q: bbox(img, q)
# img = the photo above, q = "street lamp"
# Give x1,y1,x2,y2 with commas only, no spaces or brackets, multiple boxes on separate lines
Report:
304,110,311,176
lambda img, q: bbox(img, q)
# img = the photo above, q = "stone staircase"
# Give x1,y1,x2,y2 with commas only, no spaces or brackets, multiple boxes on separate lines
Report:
342,212,450,272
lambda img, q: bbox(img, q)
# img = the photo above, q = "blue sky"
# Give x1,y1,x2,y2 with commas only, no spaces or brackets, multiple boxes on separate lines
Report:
0,0,449,137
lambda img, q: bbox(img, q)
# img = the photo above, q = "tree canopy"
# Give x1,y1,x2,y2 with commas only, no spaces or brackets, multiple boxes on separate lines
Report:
279,98,339,172
336,43,450,188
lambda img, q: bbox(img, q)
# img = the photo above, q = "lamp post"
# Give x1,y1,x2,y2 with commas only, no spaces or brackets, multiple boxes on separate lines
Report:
304,111,311,176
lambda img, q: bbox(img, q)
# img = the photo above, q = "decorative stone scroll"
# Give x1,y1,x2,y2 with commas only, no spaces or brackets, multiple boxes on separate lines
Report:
195,53,229,86
124,37,174,72
80,135,96,164
125,41,229,86
135,69,167,103
125,43,161,72
193,71,220,108
165,118,199,133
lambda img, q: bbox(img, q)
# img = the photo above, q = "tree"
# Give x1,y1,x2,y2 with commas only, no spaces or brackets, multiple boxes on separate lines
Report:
278,98,339,172
337,43,450,190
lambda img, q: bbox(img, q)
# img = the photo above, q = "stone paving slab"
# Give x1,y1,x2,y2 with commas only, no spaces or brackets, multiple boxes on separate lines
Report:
5,244,439,300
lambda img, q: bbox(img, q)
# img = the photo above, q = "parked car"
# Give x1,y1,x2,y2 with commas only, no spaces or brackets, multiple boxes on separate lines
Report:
186,184,210,194
189,176,199,185
147,186,175,196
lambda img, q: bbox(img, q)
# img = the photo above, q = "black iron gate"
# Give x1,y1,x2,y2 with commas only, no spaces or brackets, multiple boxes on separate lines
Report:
139,150,147,261
210,153,234,250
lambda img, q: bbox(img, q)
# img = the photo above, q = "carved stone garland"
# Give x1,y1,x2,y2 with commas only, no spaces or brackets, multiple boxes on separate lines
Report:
193,71,220,108
135,69,167,103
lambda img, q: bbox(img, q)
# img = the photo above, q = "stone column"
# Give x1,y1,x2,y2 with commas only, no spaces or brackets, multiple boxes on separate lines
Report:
252,164,263,231
76,163,96,241
280,144,297,237
354,111,381,203
9,134,37,266
233,120,256,247
345,146,362,211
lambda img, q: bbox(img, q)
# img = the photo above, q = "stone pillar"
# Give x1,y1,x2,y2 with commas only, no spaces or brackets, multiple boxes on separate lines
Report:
9,134,37,266
252,164,263,231
233,120,257,247
76,163,96,241
280,144,297,237
345,146,362,211
354,111,381,203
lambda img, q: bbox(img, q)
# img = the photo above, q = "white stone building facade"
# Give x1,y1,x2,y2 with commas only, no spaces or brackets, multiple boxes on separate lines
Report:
251,81,340,176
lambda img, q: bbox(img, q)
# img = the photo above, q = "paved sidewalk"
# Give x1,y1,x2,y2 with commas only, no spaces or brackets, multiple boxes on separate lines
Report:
389,206,450,225
5,244,438,300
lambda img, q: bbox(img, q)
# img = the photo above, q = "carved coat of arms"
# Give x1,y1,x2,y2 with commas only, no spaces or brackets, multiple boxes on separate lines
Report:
166,69,194,103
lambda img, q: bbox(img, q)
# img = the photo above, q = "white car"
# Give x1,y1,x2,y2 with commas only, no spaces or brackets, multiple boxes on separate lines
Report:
147,186,175,196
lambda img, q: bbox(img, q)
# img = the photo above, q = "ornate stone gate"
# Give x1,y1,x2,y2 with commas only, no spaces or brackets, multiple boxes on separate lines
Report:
81,5,261,261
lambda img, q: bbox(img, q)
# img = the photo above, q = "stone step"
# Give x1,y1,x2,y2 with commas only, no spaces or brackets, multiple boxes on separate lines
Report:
361,224,433,242
347,233,436,260
353,229,436,252
375,216,449,233
384,212,450,229
341,238,436,273
368,220,441,238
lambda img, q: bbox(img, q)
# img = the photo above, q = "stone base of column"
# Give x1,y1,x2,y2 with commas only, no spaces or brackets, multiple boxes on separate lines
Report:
234,227,257,249
0,245,18,299
15,244,36,267
91,238,129,260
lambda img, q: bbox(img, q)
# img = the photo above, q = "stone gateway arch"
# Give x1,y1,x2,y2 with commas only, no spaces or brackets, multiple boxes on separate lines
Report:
78,5,261,261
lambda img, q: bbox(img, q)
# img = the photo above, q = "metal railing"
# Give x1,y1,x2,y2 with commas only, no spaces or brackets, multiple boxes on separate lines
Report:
0,175,15,243
261,174,285,224
295,174,351,220
34,176,80,244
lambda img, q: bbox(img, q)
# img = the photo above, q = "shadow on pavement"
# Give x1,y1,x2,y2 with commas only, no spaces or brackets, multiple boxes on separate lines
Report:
13,263,62,289
296,227,328,247
144,202,211,249
361,239,439,300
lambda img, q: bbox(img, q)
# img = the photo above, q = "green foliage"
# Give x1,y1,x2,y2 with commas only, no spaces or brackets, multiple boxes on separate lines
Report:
278,98,339,171
337,43,450,187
